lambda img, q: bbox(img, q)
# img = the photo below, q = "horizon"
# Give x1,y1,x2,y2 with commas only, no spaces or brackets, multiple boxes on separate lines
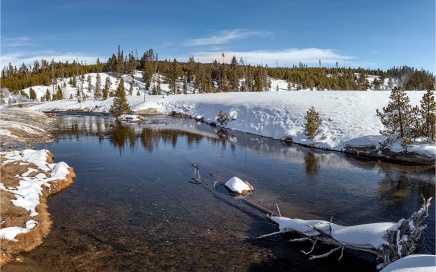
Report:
1,0,435,73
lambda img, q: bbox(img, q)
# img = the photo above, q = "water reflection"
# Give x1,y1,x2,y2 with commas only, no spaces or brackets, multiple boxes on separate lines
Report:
304,152,320,178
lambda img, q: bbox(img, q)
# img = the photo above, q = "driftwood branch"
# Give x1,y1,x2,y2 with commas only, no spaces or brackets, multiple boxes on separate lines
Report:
259,196,433,270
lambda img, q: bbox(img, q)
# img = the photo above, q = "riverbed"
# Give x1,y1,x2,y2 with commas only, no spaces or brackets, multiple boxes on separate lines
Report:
4,114,434,272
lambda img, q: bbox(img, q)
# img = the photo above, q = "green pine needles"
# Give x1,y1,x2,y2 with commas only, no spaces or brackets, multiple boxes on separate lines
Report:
110,78,131,118
376,88,435,149
304,106,322,140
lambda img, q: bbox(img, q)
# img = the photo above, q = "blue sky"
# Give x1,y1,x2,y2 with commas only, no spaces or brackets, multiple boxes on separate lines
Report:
2,0,434,72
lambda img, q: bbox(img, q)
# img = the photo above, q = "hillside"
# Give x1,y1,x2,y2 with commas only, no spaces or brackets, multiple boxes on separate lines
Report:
1,70,433,162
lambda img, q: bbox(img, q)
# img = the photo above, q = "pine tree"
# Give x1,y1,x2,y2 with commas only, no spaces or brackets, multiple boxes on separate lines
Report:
129,81,134,96
304,106,322,140
103,76,111,100
95,73,102,99
56,85,63,100
183,76,188,94
167,58,179,95
376,87,414,143
420,90,436,140
29,88,37,100
87,74,92,93
45,89,51,101
110,78,131,118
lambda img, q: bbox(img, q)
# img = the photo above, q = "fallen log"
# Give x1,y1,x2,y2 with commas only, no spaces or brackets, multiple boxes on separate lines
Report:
259,196,433,270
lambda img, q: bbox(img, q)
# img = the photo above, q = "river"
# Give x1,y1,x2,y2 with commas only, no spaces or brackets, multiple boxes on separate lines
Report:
4,114,434,272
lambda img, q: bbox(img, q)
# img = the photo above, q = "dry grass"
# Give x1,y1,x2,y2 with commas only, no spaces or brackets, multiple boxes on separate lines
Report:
47,167,76,196
0,152,75,267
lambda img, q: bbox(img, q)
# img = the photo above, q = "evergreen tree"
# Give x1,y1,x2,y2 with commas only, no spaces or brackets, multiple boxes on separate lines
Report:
129,81,134,96
103,76,111,99
420,90,436,140
376,87,415,144
87,74,92,93
167,58,179,95
56,85,63,100
304,106,322,140
110,78,131,118
29,87,37,100
95,73,102,99
229,56,240,92
254,66,263,92
45,88,51,101
183,76,188,94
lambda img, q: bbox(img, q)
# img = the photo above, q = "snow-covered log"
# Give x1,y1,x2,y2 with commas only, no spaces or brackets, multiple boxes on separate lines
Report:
259,196,433,270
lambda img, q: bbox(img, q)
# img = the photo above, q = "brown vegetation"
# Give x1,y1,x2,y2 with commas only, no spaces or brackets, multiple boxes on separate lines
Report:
0,150,75,267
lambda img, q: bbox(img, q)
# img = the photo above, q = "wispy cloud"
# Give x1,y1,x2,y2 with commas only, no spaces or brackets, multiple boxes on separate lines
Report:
157,42,174,48
186,29,271,46
1,51,104,67
191,48,355,67
1,36,32,47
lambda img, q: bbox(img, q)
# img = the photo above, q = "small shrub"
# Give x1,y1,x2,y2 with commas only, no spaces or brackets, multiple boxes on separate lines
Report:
304,106,322,140
216,111,230,127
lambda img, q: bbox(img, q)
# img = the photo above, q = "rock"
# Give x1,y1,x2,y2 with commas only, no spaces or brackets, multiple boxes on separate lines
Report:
224,177,254,196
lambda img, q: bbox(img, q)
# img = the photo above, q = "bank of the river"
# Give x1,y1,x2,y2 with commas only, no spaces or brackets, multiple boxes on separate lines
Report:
28,91,435,166
0,106,76,266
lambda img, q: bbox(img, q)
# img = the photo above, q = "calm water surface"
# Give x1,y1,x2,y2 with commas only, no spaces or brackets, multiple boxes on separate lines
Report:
5,114,435,272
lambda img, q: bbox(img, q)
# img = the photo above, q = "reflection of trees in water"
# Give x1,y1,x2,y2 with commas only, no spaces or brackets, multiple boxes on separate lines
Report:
109,125,206,152
215,128,236,152
378,168,435,207
377,164,435,226
111,125,131,149
304,152,320,178
55,116,113,142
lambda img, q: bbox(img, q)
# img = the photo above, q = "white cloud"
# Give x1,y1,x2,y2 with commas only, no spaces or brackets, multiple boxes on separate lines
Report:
1,36,31,47
191,48,355,67
157,42,174,48
186,29,270,46
1,51,104,68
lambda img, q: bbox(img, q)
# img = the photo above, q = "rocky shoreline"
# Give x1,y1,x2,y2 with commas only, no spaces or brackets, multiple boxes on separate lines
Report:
0,107,57,150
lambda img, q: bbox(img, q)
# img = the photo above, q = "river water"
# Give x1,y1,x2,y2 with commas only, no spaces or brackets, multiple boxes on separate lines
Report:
4,114,435,272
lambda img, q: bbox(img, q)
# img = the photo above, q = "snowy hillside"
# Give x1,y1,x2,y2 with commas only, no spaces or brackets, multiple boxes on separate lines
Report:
5,71,435,159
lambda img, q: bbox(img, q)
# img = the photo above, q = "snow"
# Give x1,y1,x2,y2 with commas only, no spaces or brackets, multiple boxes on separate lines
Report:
270,216,400,249
224,177,252,194
0,149,72,240
9,72,434,159
380,254,436,272
0,220,38,241
269,216,330,237
118,114,144,122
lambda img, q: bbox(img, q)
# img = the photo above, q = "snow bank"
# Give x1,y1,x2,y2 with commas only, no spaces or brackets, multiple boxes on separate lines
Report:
0,149,73,240
380,254,436,272
27,74,435,159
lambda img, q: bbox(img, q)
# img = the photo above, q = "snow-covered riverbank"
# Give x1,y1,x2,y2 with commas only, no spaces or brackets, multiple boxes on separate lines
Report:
28,90,435,162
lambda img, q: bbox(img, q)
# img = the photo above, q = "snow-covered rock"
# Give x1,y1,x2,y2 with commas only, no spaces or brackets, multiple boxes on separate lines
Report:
224,176,254,195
